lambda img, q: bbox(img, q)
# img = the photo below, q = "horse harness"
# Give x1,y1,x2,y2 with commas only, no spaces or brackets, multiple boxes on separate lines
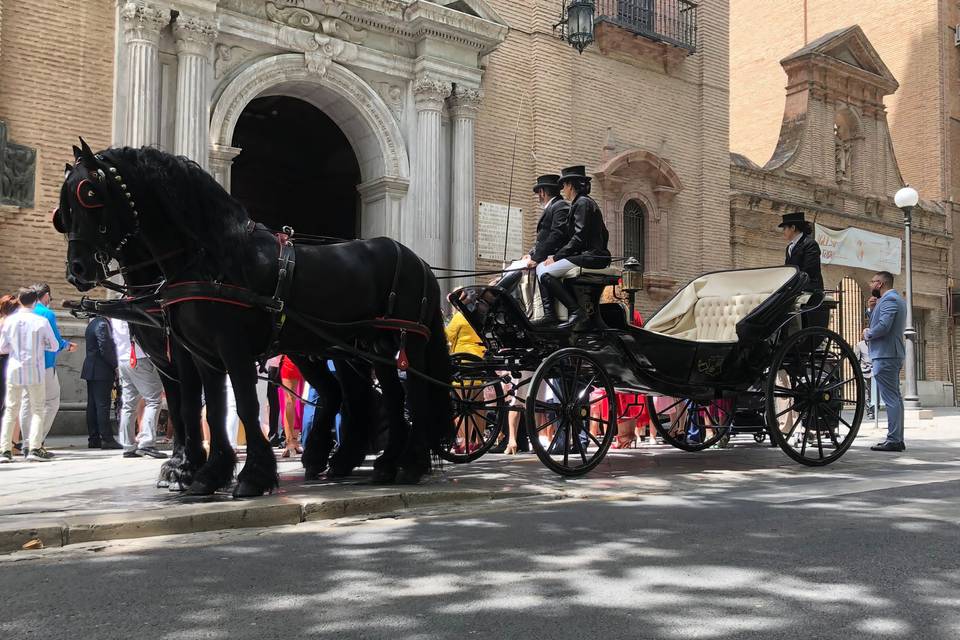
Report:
156,227,433,370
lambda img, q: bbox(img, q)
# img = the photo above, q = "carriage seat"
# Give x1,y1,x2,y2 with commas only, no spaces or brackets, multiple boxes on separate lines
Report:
557,265,621,287
643,267,798,343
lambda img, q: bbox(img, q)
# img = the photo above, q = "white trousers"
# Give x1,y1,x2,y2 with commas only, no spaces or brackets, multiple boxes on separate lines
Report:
3,382,45,452
535,258,576,278
19,368,59,446
118,358,163,451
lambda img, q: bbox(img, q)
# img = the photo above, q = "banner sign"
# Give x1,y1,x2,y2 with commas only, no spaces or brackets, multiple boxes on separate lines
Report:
815,224,902,274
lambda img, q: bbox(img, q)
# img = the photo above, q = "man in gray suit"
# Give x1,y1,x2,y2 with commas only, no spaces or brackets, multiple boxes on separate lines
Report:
863,271,907,452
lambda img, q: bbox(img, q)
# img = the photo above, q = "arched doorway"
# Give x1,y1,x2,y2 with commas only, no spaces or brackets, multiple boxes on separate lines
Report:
230,96,360,238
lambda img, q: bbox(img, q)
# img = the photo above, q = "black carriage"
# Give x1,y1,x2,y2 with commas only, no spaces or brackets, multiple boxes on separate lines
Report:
443,265,865,476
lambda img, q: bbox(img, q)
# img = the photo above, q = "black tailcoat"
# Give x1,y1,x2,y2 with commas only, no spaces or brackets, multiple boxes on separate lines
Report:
529,196,571,263
554,194,611,269
784,233,824,291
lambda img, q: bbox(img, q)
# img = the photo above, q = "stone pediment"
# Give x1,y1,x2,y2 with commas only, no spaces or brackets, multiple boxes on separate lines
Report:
428,0,507,24
760,26,905,199
781,25,898,94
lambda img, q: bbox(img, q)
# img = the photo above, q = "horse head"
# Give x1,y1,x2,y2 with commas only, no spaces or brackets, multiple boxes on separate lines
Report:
56,138,145,292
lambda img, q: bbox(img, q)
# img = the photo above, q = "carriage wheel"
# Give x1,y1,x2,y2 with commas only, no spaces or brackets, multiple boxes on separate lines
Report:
765,327,864,466
651,397,733,452
524,348,617,477
437,353,506,463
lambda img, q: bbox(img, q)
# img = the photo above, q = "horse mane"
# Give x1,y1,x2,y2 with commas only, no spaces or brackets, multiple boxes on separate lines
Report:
101,146,251,276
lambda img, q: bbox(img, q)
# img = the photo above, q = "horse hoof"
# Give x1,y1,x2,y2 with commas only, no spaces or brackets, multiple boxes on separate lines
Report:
395,467,425,485
186,481,216,496
326,465,355,479
371,467,397,485
156,479,170,489
169,480,187,492
304,465,327,481
233,480,267,498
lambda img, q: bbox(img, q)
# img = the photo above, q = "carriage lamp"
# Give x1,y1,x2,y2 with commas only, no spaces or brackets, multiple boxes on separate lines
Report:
557,0,596,54
621,257,644,321
894,185,921,409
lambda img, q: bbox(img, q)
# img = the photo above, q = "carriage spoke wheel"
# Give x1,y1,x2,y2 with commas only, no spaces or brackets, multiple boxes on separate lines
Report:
437,353,506,463
525,348,617,477
765,327,864,466
651,396,733,452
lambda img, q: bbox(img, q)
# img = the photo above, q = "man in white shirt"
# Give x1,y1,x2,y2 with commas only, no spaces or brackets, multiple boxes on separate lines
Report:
0,288,58,462
110,318,167,459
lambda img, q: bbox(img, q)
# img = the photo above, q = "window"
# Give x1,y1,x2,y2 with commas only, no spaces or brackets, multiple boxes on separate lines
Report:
914,309,927,381
623,199,646,268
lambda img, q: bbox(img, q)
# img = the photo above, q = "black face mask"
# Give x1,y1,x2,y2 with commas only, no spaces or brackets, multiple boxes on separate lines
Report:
871,288,881,298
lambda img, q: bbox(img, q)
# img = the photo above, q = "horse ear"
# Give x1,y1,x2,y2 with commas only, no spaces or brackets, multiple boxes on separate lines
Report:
64,163,73,178
78,137,95,161
72,145,82,161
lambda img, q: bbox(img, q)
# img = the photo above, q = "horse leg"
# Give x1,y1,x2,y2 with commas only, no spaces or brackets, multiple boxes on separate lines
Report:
328,360,375,478
291,357,339,481
187,363,235,496
156,374,183,488
173,351,207,491
231,361,279,498
396,314,453,485
370,362,410,484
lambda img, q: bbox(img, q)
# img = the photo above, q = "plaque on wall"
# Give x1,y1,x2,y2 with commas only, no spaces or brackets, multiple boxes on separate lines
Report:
477,201,522,261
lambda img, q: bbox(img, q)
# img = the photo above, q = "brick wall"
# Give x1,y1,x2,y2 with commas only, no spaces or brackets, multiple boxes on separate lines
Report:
0,0,115,299
479,0,731,317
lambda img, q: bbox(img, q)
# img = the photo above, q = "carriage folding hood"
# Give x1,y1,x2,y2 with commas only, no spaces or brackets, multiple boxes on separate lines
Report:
643,267,801,342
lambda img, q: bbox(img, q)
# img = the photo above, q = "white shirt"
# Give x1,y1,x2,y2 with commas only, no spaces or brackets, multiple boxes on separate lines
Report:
787,235,800,256
110,318,135,363
0,307,58,386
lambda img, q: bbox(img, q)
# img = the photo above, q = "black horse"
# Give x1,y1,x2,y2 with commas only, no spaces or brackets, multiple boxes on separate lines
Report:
57,143,452,496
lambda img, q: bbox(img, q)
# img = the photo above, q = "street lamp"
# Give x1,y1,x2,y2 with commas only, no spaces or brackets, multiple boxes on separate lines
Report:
621,256,644,322
894,185,921,410
557,0,596,54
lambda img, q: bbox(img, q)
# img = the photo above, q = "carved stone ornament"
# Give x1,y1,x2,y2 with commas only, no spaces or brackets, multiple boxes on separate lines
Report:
173,14,218,56
0,120,37,208
304,35,346,75
214,44,253,79
449,86,483,117
413,76,452,110
120,2,169,43
265,1,367,44
376,82,404,121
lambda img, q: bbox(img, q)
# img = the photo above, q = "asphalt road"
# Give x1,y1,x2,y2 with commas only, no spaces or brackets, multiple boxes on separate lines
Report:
2,468,958,640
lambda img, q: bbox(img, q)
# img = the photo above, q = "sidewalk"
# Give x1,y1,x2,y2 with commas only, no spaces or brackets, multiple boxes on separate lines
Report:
1,409,958,553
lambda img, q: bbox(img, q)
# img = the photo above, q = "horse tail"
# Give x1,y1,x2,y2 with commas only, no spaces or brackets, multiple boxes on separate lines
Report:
421,303,453,450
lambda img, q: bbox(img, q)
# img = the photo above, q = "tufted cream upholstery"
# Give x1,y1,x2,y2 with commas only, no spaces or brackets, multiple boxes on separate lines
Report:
644,267,797,343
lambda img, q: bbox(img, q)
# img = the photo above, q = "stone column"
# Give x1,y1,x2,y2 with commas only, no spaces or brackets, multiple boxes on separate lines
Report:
411,75,451,267
173,14,217,170
120,1,168,147
208,144,241,190
448,86,482,274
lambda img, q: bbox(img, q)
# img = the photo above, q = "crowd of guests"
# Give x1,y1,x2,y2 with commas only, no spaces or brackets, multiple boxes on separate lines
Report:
0,284,75,462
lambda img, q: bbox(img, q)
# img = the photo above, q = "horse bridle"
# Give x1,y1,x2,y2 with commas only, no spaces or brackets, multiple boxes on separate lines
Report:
62,147,181,295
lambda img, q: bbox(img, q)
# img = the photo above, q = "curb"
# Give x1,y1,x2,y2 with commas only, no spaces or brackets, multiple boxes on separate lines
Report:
0,488,531,555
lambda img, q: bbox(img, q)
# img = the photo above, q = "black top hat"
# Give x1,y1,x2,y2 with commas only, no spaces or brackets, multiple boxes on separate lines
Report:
558,165,588,184
532,174,561,193
778,211,807,228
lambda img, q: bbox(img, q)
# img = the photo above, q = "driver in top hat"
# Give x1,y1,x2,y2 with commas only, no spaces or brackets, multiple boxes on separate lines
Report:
779,211,827,327
496,174,571,292
533,165,611,328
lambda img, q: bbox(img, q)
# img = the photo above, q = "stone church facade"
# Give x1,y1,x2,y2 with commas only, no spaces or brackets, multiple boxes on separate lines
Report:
0,0,732,427
730,26,953,404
